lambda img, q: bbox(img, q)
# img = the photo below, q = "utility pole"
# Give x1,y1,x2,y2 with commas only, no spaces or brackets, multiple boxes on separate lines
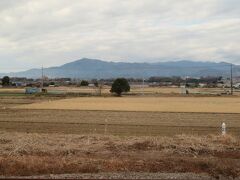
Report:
230,63,233,95
41,66,44,89
185,76,189,87
142,77,145,96
99,83,102,96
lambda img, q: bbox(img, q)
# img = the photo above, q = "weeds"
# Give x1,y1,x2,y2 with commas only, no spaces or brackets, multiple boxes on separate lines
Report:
0,131,239,177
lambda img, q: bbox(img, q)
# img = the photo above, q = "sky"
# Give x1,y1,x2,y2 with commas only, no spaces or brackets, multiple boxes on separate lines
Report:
0,0,240,72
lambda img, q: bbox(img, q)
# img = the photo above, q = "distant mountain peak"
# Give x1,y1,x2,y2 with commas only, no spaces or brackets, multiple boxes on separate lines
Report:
78,58,106,62
0,58,239,78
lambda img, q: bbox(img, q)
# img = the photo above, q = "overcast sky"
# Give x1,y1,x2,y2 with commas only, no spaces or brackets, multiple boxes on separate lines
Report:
0,0,240,72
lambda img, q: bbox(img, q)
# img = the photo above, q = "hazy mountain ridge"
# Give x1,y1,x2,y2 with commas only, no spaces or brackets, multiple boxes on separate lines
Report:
0,58,239,79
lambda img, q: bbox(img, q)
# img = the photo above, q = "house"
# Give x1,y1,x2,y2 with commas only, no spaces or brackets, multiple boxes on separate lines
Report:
199,83,207,88
88,83,95,87
216,82,224,88
13,82,27,87
233,83,240,89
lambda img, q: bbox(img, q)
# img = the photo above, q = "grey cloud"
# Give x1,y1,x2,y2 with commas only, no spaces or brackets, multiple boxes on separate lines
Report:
0,0,240,72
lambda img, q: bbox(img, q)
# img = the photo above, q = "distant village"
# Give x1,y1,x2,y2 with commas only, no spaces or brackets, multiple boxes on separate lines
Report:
1,76,240,89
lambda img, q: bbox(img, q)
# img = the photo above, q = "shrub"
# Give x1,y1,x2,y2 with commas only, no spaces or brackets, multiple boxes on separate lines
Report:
110,78,130,96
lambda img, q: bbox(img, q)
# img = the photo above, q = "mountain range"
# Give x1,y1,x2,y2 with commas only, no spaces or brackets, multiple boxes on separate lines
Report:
0,58,239,79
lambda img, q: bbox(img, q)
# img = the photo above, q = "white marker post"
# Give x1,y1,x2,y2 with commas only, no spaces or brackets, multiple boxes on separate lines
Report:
222,122,226,136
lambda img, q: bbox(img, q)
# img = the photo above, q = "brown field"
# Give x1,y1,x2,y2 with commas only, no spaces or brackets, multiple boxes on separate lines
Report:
1,109,240,137
0,131,239,177
46,86,184,94
131,86,237,95
1,94,240,178
45,86,240,96
0,88,25,93
0,96,64,109
0,132,239,179
17,96,240,113
2,95,240,137
2,86,239,96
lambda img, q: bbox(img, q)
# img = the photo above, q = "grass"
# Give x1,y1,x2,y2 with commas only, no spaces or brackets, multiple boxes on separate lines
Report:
0,131,239,177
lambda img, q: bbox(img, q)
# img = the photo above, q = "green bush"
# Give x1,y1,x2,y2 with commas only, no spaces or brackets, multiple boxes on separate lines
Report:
80,80,89,86
110,78,130,96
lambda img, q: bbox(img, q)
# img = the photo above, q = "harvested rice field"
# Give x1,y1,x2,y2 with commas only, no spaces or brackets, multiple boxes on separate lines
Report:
0,109,240,137
16,96,240,113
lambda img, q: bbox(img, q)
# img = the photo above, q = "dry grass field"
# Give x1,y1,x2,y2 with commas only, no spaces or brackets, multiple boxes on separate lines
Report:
130,86,237,95
3,95,240,137
0,131,239,177
47,86,240,95
0,96,64,109
1,93,240,178
47,86,184,94
2,86,239,96
17,96,240,113
0,88,25,93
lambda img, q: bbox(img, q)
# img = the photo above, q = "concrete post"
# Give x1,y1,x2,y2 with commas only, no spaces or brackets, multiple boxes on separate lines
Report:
222,122,226,135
